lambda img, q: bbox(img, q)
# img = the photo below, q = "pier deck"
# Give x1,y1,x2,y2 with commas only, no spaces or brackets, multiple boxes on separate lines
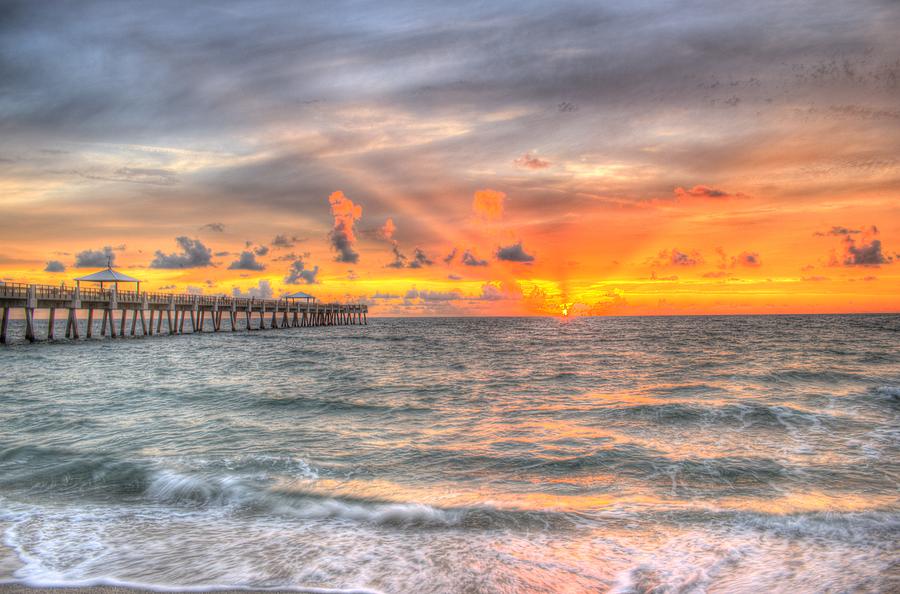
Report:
0,282,367,343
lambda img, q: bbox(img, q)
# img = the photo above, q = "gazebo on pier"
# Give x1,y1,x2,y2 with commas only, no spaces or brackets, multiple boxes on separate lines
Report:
74,263,142,293
284,290,316,303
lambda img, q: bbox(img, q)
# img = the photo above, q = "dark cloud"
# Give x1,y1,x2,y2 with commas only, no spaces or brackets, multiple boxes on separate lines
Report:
214,251,231,257
253,245,269,256
841,232,891,266
443,248,458,264
496,242,535,263
462,250,489,266
408,248,433,269
74,246,116,268
149,237,213,268
202,223,225,232
228,250,265,271
271,234,301,248
386,244,407,269
284,258,319,284
44,260,65,272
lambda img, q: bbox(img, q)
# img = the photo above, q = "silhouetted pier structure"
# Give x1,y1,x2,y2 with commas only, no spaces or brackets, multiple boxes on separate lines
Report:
0,282,367,344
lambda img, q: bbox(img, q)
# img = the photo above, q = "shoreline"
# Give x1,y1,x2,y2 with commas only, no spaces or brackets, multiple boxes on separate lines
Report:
0,586,378,594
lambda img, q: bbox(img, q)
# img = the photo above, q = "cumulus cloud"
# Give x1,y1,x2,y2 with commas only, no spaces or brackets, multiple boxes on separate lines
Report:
328,190,362,263
473,189,505,220
150,237,213,269
232,280,273,299
284,258,319,284
496,242,535,263
228,250,265,270
514,153,551,170
74,246,116,268
462,250,489,266
838,226,892,266
201,223,225,232
44,260,65,272
443,248,458,264
253,245,269,256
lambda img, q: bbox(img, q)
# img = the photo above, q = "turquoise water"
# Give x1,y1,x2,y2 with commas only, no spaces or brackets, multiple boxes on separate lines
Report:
1,316,898,593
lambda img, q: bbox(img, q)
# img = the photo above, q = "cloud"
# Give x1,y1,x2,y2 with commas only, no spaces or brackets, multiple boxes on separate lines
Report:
472,189,505,220
462,250,489,266
149,237,213,268
372,291,399,299
379,218,396,241
514,153,551,170
652,248,702,267
253,245,269,256
443,248,457,264
284,258,319,284
232,280,272,299
408,248,433,269
74,246,116,268
479,281,522,301
328,190,362,263
201,223,225,233
228,250,265,270
674,185,733,199
496,242,535,263
44,260,65,272
386,244,407,268
815,225,862,237
271,234,297,248
839,226,892,266
734,251,761,267
405,288,462,301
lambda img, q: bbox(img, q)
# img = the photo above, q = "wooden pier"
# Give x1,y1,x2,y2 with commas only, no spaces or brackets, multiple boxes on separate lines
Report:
0,282,367,343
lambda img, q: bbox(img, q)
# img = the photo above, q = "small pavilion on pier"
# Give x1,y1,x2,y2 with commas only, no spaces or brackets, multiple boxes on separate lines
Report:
74,264,142,293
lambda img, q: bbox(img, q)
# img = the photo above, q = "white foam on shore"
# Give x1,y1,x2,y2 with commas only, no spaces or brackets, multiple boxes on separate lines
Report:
1,576,382,594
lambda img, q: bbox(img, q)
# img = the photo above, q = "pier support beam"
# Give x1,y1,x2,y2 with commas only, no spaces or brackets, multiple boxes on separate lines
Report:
24,308,35,342
47,307,56,340
87,308,94,338
0,307,9,344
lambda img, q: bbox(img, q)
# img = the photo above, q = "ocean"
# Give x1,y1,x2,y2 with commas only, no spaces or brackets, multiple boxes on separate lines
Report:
0,315,898,593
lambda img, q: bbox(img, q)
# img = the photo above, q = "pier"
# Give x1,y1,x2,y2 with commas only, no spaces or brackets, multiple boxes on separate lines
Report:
0,282,367,344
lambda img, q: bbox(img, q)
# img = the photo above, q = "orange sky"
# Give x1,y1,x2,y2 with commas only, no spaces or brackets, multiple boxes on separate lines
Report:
0,1,897,316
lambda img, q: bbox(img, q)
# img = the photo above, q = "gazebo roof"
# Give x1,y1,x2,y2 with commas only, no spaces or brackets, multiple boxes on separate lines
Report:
74,267,141,283
284,291,316,300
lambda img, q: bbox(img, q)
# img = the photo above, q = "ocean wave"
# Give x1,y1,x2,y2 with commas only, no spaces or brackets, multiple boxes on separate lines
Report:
598,400,846,430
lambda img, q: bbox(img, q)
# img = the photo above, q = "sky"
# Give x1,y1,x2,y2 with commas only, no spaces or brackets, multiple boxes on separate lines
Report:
1,0,898,316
